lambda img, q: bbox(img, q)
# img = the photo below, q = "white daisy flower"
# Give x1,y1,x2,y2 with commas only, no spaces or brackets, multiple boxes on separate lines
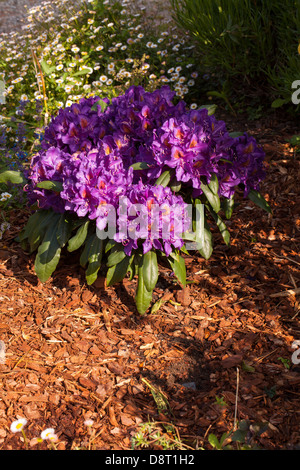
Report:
11,77,23,84
41,428,56,440
10,418,27,433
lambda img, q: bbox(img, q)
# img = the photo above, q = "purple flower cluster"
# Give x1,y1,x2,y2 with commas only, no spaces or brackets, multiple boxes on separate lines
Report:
26,85,266,254
115,182,190,256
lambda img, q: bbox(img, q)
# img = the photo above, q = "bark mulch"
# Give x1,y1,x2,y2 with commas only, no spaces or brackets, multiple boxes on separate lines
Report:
0,112,299,450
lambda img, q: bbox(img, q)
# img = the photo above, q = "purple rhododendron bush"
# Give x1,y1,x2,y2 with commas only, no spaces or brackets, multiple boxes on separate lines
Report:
14,85,270,314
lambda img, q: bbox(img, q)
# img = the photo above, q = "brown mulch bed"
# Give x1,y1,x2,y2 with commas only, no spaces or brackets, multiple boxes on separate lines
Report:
0,111,299,450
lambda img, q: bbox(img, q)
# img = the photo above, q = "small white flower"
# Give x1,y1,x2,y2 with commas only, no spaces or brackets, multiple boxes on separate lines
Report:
84,419,94,427
100,75,107,83
96,45,103,51
56,64,64,71
41,428,56,440
0,192,12,202
10,418,27,433
1,222,10,232
11,77,23,84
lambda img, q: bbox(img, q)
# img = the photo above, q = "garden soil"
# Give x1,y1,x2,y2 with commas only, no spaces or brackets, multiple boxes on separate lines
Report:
0,0,299,452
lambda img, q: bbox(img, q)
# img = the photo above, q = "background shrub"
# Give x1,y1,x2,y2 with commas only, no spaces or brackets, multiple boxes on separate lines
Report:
170,0,300,111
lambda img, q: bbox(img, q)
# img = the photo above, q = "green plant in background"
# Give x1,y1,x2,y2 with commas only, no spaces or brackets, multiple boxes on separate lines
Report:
131,421,194,450
0,0,203,164
267,2,300,110
277,357,291,369
208,420,269,450
170,0,300,112
286,134,300,153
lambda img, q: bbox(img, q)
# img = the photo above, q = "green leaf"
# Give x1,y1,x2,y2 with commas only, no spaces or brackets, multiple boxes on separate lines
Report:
91,98,108,112
73,67,94,77
208,173,219,195
18,210,47,243
151,296,167,314
241,361,255,373
36,180,63,192
201,180,220,213
130,161,151,170
79,234,94,268
231,428,248,443
208,433,221,449
198,217,213,260
222,195,235,219
248,189,271,214
107,244,127,267
198,104,217,115
40,59,56,75
271,98,288,108
106,255,131,286
208,206,230,246
105,239,117,253
67,220,89,252
85,236,103,285
170,175,181,192
0,170,26,184
168,251,186,287
155,170,171,187
142,250,159,292
27,210,60,253
34,218,62,282
135,261,153,315
229,131,244,138
56,214,73,248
